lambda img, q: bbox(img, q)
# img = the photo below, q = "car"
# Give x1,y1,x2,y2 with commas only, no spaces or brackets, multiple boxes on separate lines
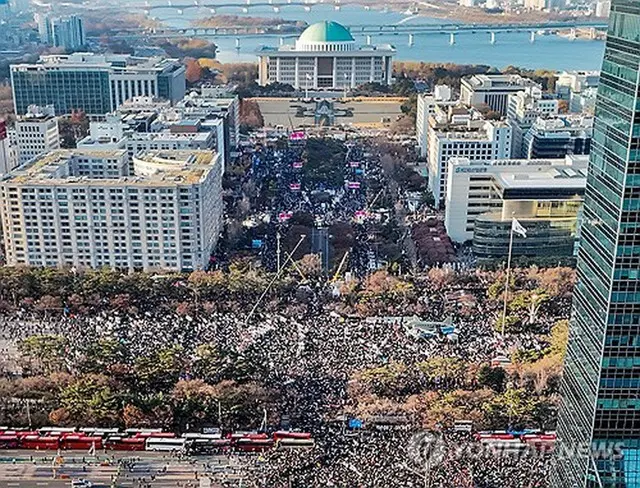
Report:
70,479,93,488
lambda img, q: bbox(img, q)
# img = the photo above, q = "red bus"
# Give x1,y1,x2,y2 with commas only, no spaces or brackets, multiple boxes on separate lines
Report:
0,435,19,449
229,432,268,441
105,437,146,451
20,436,60,450
234,438,274,453
61,436,103,450
272,431,312,441
134,432,176,439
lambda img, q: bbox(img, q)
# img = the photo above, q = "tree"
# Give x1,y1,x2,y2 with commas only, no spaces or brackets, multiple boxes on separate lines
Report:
210,380,276,430
171,379,219,431
59,374,121,426
79,339,128,374
508,289,549,324
58,111,89,148
184,58,204,84
547,319,569,358
35,295,62,316
133,346,185,392
355,362,421,398
416,357,470,390
484,387,534,429
18,335,68,375
239,99,264,129
297,254,323,278
192,344,223,384
476,365,506,392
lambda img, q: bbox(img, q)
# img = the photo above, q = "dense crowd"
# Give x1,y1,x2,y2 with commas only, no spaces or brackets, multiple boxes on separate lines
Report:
0,136,573,487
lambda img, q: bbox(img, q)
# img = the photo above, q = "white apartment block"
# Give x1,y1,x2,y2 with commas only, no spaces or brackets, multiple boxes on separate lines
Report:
444,155,588,243
506,87,559,158
416,86,457,158
15,105,60,165
427,106,512,207
461,74,540,116
0,149,223,272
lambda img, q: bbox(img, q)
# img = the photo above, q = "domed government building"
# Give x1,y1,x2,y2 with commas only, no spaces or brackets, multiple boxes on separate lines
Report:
257,21,395,90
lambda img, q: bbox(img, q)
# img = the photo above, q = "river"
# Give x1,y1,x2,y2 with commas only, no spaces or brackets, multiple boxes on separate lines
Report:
135,3,605,70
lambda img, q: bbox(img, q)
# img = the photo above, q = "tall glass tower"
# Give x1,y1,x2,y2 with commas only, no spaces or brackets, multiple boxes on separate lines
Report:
553,1,640,487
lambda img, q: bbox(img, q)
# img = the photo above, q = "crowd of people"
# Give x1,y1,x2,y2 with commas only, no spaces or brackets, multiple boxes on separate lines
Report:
0,135,572,487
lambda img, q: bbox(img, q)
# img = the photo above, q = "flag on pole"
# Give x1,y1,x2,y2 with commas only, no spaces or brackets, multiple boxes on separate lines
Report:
512,218,527,238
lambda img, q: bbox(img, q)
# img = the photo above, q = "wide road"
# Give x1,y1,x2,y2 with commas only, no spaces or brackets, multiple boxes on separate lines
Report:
0,451,250,488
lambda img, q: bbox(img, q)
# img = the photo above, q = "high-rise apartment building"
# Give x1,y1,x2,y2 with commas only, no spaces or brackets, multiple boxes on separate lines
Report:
34,14,85,50
0,149,223,272
553,0,640,486
10,53,186,116
14,105,61,165
51,15,85,51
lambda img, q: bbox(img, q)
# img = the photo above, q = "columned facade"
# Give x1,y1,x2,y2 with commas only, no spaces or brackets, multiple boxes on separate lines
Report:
257,21,395,90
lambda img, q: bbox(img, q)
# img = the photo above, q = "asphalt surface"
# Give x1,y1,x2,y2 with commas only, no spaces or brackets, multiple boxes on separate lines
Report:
0,451,249,488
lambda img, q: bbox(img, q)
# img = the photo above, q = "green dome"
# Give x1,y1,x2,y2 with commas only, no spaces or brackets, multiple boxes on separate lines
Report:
298,21,354,43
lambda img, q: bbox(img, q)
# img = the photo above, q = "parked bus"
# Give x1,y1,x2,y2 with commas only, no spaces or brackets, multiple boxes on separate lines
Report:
0,435,19,449
273,431,312,441
61,436,103,450
145,437,186,452
234,438,274,453
21,435,60,450
104,437,146,451
276,438,315,449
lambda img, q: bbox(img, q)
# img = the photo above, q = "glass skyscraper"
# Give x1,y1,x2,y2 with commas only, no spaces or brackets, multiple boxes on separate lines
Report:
553,1,640,487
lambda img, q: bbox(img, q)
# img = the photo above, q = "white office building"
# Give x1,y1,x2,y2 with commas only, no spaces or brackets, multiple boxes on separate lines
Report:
0,149,223,271
445,155,588,243
14,105,61,165
257,21,395,90
506,87,559,158
416,86,457,158
461,74,540,116
427,106,512,206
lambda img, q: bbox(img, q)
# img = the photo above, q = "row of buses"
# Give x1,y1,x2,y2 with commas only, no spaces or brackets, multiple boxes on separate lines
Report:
474,431,557,452
0,427,314,453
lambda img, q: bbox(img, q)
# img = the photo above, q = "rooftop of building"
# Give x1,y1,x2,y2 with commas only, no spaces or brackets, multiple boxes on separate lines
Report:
530,115,594,132
11,53,181,72
256,21,395,54
2,149,218,187
298,21,354,43
449,155,589,190
256,43,396,54
462,74,540,90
